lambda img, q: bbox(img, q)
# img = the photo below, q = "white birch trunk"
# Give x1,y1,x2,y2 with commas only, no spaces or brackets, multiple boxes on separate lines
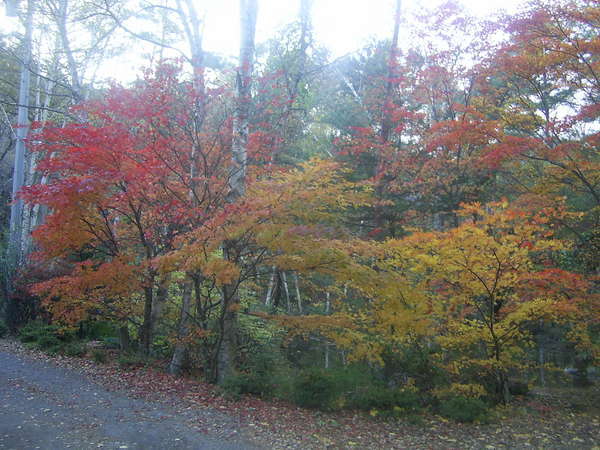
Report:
293,273,302,313
264,265,276,306
169,0,206,376
8,0,33,266
324,291,331,369
281,271,291,312
218,0,258,385
57,0,83,102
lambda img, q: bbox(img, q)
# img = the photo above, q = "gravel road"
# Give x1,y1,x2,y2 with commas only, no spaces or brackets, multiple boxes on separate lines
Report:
0,348,257,450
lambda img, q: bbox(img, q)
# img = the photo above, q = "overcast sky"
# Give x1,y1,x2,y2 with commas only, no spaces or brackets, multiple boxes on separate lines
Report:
204,0,528,56
1,0,528,83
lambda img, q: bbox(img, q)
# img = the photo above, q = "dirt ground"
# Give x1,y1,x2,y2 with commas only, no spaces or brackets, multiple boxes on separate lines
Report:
0,343,256,449
1,339,598,449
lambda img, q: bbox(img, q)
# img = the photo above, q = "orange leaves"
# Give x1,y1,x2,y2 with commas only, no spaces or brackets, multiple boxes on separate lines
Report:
31,258,141,324
200,258,241,287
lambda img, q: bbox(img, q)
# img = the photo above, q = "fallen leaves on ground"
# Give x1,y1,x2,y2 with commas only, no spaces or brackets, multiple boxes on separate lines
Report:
1,339,598,449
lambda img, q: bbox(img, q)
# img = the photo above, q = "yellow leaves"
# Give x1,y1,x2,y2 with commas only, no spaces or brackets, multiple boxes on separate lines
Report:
501,297,555,326
266,199,581,367
201,258,240,287
374,200,596,377
248,158,372,226
433,383,487,400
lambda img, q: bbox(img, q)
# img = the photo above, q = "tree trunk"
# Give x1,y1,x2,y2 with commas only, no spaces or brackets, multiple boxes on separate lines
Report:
538,344,546,387
374,0,401,232
293,273,302,313
264,265,276,306
494,341,510,404
175,0,205,95
536,325,546,388
151,279,168,330
217,269,241,383
497,371,511,404
217,0,258,385
324,291,331,368
57,0,83,102
169,279,193,375
228,0,257,202
171,0,206,377
139,284,154,355
8,0,33,267
281,271,291,312
119,325,131,352
379,0,401,144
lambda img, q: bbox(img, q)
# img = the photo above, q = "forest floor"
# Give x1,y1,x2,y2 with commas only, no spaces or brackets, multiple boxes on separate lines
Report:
0,339,598,450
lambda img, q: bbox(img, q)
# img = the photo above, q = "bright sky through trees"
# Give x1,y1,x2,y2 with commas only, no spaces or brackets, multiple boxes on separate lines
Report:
1,0,527,84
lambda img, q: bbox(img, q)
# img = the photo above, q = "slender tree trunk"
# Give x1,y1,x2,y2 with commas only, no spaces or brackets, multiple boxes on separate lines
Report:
139,283,155,355
165,0,206,377
22,74,55,255
536,323,546,388
293,272,302,313
493,342,510,404
169,280,193,375
217,278,237,383
176,0,205,94
228,0,257,202
119,325,131,352
8,0,33,267
374,0,401,231
281,271,291,312
288,0,311,106
498,371,511,404
264,265,276,306
379,0,401,144
324,291,331,369
217,0,258,385
151,279,168,329
57,0,83,102
538,344,546,387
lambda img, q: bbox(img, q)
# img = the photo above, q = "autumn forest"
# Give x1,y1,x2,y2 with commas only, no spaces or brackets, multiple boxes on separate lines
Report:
0,0,599,432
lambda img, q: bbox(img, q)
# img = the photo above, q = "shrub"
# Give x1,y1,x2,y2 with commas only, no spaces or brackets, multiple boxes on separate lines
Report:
79,320,116,340
220,372,265,399
18,321,48,343
151,335,172,358
509,381,530,396
382,344,448,392
292,369,340,410
0,321,8,338
92,349,107,364
349,385,423,417
405,413,425,426
438,395,489,423
19,321,74,345
64,342,86,357
102,336,120,349
220,334,291,400
18,321,80,355
117,353,145,369
36,334,62,350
